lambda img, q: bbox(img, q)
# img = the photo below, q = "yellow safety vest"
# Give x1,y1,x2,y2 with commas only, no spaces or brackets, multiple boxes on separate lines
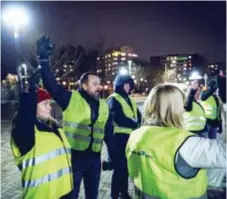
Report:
11,127,73,199
126,126,207,199
108,93,138,134
183,101,206,131
200,96,218,120
63,91,109,152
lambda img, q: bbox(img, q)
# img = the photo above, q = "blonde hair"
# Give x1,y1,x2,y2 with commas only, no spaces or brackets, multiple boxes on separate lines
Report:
143,83,185,129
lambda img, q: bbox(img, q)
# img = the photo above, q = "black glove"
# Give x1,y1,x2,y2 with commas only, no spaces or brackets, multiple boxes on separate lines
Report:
102,160,114,171
36,35,54,60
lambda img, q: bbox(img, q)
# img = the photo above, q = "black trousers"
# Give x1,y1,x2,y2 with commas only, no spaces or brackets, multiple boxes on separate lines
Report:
111,133,130,197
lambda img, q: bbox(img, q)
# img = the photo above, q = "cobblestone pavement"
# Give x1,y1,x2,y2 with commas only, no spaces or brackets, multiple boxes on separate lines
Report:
1,121,226,199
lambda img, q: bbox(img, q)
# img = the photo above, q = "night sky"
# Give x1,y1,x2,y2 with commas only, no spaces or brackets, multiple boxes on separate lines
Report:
1,1,226,77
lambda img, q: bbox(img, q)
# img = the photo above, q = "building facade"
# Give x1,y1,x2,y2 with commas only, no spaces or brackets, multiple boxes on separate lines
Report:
150,54,205,83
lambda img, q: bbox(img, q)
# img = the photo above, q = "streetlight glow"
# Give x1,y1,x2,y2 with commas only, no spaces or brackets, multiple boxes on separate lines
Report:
189,71,202,80
119,67,128,75
3,7,29,29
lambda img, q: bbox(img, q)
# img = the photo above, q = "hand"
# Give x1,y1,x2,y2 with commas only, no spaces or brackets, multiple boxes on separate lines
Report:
36,35,54,60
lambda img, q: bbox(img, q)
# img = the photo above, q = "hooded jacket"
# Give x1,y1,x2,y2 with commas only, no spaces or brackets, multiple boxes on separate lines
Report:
107,75,141,132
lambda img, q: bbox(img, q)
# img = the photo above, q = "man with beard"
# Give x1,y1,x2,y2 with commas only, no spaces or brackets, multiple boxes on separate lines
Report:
36,36,115,199
107,74,141,199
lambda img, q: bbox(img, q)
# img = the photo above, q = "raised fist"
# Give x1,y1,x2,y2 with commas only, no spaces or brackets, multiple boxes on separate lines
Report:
36,35,54,60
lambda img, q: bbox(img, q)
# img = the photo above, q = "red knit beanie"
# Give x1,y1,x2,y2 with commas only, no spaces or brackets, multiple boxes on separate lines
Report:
37,88,51,103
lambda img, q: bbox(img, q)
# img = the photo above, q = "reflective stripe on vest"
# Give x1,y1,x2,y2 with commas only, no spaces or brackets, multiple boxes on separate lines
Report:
65,132,102,144
108,93,138,134
64,122,104,134
63,91,108,152
18,148,71,171
10,127,73,199
22,167,72,188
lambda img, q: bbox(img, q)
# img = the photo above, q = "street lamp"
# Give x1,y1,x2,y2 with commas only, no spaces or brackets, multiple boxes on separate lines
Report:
3,7,29,39
189,71,202,80
119,67,128,75
128,60,132,75
3,7,29,64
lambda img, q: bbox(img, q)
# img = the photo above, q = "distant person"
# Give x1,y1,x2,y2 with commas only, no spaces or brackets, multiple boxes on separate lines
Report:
200,80,222,139
11,77,73,199
126,84,226,199
107,74,141,199
184,80,207,137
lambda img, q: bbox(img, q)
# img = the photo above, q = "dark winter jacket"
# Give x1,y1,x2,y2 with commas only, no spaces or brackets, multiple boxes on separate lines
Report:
107,75,142,134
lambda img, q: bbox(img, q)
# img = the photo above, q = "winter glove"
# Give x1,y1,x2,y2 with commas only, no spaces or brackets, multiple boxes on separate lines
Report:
36,35,54,61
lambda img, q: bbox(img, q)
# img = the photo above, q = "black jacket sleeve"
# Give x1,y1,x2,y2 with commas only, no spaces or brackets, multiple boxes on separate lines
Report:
103,113,116,160
11,91,37,156
107,97,138,130
40,60,72,111
200,86,217,101
184,89,196,112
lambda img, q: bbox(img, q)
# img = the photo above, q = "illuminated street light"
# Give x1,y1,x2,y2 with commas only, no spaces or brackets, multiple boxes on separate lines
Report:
189,71,202,80
3,7,29,39
119,67,128,75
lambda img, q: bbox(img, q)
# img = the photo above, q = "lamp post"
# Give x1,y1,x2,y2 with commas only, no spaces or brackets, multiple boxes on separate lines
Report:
128,60,132,75
3,7,29,102
3,7,29,65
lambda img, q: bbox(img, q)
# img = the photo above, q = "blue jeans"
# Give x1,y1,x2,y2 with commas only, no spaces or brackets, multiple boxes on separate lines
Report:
71,155,101,199
207,125,218,139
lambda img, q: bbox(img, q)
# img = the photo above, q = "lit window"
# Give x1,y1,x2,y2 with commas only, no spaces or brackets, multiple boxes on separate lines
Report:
70,69,73,72
133,54,138,57
97,57,100,60
172,60,177,64
114,58,117,61
188,56,192,59
184,68,187,70
64,65,67,68
112,51,120,57
211,65,214,68
56,77,60,81
56,69,59,72
121,52,126,56
121,57,126,61
108,54,111,58
64,69,66,72
109,64,111,67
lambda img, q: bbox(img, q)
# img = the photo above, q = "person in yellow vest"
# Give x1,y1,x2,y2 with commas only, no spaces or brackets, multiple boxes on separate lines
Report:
200,80,222,139
37,35,115,199
11,85,73,199
107,74,141,199
126,83,226,199
183,80,207,137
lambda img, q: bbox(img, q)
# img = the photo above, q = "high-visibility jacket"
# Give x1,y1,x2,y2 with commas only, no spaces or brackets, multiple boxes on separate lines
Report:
11,127,73,199
108,93,138,134
126,126,207,199
63,91,109,152
200,96,218,120
183,101,206,131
